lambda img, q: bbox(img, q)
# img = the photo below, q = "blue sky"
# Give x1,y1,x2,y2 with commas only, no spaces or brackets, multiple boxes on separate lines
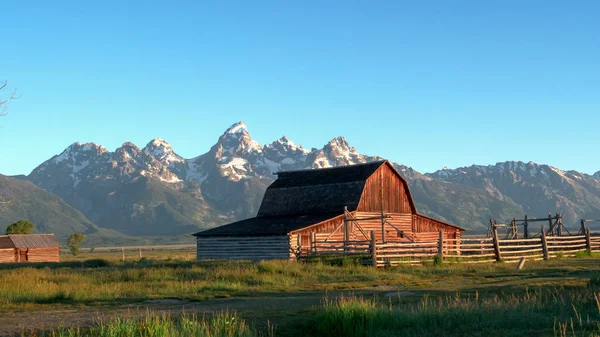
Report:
1,1,599,176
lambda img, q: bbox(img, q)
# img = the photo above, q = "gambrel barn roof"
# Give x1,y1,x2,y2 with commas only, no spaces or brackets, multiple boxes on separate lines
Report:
258,160,415,217
194,160,460,237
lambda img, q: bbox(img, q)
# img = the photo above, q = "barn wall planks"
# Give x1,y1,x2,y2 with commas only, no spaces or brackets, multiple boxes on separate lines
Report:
0,249,14,263
289,211,462,253
196,236,290,260
357,164,413,213
27,248,60,263
291,214,345,250
353,212,412,242
413,214,461,239
0,248,60,263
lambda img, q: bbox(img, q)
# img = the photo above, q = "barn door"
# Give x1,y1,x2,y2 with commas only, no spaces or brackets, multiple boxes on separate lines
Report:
19,249,27,262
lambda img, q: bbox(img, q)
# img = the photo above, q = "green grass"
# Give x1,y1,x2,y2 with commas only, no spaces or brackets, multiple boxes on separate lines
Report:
28,312,267,337
33,284,600,337
1,256,599,311
3,254,600,336
302,288,600,337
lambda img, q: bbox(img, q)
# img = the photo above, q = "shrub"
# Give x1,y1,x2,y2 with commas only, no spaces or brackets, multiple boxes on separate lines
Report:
433,254,443,266
82,259,110,268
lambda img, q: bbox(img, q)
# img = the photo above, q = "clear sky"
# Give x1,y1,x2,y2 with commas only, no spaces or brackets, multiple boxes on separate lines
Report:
1,1,599,176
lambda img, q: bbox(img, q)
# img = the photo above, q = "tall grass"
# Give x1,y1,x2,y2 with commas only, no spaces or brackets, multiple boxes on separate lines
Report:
34,312,265,337
309,286,600,337
37,286,600,337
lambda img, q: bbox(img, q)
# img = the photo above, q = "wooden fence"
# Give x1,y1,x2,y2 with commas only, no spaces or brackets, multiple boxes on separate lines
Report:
305,229,600,267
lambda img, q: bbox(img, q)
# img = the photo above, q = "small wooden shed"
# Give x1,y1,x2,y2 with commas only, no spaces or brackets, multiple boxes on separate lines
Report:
193,160,465,260
0,234,61,263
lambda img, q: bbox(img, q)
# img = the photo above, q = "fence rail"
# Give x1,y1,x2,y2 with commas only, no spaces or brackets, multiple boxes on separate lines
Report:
302,228,599,267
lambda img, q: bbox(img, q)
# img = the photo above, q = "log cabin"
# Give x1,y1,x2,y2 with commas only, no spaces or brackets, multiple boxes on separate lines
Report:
193,160,465,260
0,234,61,263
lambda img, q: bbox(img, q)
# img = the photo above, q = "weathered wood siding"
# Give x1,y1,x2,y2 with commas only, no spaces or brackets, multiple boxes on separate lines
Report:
291,214,345,253
196,236,290,261
412,214,461,239
357,164,413,213
0,249,14,263
27,248,60,263
353,212,413,242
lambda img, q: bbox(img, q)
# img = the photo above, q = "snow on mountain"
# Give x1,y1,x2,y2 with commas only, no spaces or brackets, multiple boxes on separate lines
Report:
426,161,600,224
143,138,185,167
305,136,379,169
27,120,600,237
31,122,395,191
427,161,595,186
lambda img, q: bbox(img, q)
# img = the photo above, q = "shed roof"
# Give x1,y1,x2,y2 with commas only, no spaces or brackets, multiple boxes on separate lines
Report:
194,212,340,237
257,161,386,217
0,236,15,249
7,234,61,248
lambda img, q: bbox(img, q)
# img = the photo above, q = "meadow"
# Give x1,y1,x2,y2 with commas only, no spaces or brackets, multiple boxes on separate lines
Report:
1,251,599,337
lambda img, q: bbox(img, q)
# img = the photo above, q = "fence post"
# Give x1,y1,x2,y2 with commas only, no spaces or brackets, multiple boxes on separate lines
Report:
370,230,377,267
121,247,125,262
586,228,592,252
438,230,444,260
310,232,316,254
492,226,502,262
541,226,549,260
524,215,529,239
557,214,563,236
139,248,142,259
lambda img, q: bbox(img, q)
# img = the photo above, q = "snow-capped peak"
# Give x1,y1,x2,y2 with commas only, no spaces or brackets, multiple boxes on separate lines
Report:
269,136,310,154
143,138,184,166
53,142,106,164
148,138,171,148
277,136,294,146
327,136,350,149
225,121,248,135
120,142,140,150
216,121,262,155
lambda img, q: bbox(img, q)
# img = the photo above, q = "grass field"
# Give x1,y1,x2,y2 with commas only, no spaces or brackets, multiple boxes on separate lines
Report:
1,252,600,337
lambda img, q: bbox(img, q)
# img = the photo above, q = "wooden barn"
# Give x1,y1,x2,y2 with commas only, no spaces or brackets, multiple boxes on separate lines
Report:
193,160,465,260
0,234,61,263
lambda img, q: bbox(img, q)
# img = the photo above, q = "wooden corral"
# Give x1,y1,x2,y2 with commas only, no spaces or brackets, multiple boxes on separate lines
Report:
193,160,465,261
0,234,61,263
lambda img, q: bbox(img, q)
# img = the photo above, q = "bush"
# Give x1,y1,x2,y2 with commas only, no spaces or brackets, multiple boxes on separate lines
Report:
433,254,443,266
82,259,110,268
136,257,154,266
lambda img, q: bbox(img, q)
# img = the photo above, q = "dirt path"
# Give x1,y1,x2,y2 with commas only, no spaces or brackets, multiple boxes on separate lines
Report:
0,289,392,336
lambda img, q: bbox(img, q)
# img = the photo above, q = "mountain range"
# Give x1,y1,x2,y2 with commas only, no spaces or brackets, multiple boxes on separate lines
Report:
2,121,600,243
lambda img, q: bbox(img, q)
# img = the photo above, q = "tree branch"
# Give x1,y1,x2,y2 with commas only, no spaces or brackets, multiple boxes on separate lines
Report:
0,81,19,116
